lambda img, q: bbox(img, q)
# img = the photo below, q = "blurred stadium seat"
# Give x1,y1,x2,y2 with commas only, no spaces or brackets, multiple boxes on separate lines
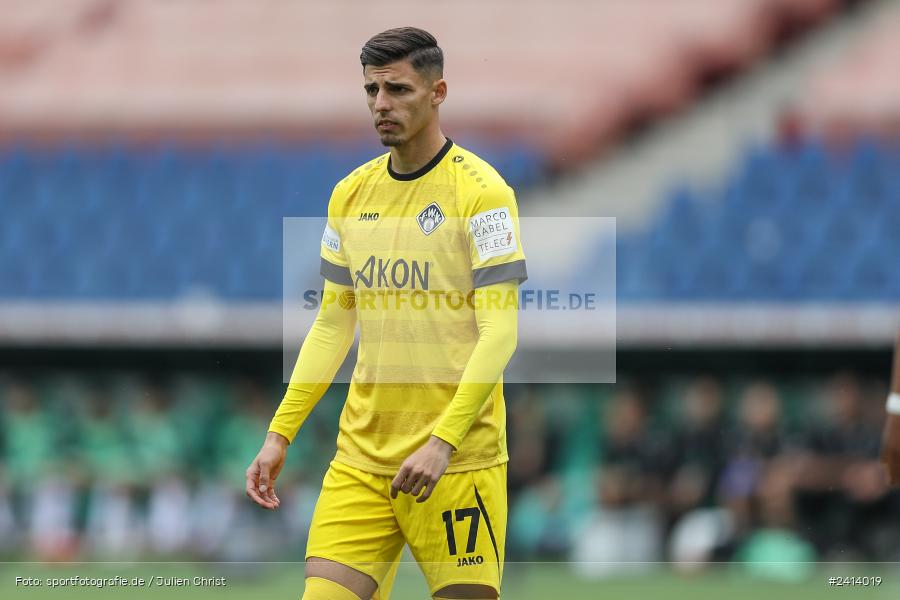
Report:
0,0,870,304
0,141,543,300
617,139,900,301
4,140,895,302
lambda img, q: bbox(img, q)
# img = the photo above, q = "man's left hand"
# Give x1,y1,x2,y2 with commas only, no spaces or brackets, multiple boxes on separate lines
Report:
391,435,454,503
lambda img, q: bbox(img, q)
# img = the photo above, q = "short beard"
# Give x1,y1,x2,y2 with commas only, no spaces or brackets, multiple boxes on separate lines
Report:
379,134,402,147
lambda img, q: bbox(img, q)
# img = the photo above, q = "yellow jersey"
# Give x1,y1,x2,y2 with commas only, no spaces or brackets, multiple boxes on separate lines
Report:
318,138,527,475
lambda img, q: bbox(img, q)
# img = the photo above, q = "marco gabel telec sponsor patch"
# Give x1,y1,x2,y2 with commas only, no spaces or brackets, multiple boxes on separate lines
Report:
470,207,516,260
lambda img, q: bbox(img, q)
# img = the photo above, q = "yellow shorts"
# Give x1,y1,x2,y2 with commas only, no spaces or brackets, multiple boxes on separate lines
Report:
306,459,507,599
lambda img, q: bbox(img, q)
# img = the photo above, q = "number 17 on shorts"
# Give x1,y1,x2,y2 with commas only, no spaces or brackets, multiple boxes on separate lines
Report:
396,464,507,595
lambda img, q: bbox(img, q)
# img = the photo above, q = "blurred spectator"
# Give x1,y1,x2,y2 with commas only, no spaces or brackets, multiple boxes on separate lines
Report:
665,377,733,568
719,381,795,532
722,382,816,580
719,381,816,574
3,378,57,484
190,378,268,559
508,386,599,562
666,377,730,521
77,385,132,483
215,378,274,487
508,474,570,560
506,384,550,501
79,384,141,559
597,387,668,506
129,380,185,479
794,373,897,560
130,380,192,556
2,378,79,560
570,388,665,578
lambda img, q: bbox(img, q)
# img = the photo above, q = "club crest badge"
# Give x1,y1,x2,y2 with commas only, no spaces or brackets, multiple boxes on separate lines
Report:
416,202,445,235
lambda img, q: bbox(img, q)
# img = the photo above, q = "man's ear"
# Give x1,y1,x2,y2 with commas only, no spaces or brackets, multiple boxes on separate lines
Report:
432,78,447,107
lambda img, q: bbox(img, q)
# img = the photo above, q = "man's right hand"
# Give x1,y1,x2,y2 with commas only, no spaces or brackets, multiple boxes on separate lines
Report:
881,414,900,486
245,432,289,510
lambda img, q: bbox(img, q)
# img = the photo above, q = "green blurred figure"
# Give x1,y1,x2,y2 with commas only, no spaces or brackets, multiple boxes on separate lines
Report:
2,378,77,559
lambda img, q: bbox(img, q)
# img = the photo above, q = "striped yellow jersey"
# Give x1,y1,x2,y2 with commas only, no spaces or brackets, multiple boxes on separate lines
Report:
319,138,527,475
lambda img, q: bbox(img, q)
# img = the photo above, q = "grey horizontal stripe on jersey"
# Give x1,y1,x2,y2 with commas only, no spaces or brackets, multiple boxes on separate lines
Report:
360,319,478,345
320,257,353,286
472,259,528,288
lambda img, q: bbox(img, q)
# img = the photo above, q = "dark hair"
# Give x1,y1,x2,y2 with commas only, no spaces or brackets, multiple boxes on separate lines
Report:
360,27,443,78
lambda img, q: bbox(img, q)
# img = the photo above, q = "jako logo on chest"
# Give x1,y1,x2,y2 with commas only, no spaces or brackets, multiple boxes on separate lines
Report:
358,212,379,221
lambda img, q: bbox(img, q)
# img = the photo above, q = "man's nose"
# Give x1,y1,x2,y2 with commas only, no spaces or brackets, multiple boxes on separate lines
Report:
374,89,391,113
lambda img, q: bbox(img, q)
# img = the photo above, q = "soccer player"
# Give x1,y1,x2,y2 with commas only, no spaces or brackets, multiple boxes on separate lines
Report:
881,329,900,486
245,27,526,600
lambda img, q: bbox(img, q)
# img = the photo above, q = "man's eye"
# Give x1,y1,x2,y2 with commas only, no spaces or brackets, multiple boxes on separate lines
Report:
366,87,377,96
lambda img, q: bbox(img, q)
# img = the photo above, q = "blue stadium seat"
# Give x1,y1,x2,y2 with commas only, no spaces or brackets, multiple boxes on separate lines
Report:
2,139,893,302
613,140,898,302
0,140,543,300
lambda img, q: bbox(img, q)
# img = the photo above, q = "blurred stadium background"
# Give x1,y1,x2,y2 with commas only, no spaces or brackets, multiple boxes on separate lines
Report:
2,0,900,598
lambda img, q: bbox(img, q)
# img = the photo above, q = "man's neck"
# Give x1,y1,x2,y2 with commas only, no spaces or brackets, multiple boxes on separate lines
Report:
389,128,447,175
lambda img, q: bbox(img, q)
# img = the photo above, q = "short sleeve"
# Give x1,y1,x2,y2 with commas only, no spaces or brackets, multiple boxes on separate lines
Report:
320,185,353,286
465,183,528,288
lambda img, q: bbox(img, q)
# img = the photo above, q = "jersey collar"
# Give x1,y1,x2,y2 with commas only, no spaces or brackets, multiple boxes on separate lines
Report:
387,137,454,181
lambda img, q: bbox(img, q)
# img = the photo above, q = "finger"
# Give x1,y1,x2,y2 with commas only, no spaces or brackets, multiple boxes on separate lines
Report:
258,465,271,495
266,483,280,508
245,462,259,487
410,476,427,498
246,473,274,509
246,461,276,509
391,467,409,499
416,479,437,503
400,470,420,494
263,480,276,502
